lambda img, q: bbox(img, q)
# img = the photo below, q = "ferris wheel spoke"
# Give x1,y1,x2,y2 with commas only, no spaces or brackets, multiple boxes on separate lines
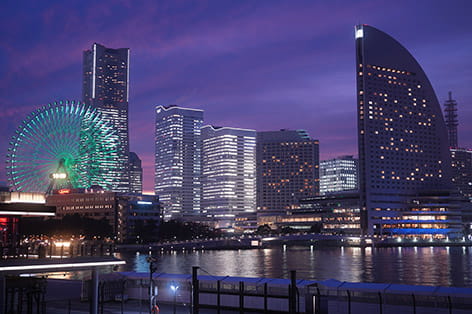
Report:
7,101,119,192
13,171,46,189
14,167,51,192
21,124,60,157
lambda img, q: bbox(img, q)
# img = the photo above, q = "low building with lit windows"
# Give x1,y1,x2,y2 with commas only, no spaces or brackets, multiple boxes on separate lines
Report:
46,187,160,243
234,212,258,233
0,188,55,249
257,191,361,235
377,190,464,238
294,191,361,234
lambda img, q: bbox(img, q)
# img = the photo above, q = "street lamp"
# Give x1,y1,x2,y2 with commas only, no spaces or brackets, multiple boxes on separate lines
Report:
170,282,179,314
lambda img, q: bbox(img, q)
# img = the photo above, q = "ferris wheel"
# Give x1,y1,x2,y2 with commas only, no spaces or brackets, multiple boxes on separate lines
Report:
6,100,118,193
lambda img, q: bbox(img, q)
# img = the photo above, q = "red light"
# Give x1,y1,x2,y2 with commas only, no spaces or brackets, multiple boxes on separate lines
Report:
58,189,71,194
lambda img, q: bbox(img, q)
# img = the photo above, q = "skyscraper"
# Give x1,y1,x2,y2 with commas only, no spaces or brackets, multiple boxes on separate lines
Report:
355,25,461,238
83,43,130,192
201,126,256,227
155,105,203,220
256,130,319,211
320,155,358,195
129,152,143,194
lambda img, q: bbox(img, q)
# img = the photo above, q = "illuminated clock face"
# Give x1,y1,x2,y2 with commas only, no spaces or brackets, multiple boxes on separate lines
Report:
50,173,68,180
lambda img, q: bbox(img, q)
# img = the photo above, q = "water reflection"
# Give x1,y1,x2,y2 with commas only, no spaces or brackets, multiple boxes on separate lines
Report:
117,246,472,287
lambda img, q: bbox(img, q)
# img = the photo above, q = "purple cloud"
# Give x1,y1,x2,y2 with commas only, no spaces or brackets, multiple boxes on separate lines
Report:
1,0,471,192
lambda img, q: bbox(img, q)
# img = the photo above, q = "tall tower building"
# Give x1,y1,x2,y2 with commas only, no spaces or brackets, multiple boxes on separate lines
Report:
257,130,319,211
129,152,143,194
82,43,130,192
444,92,458,149
154,105,203,220
201,126,256,227
355,25,460,238
320,155,358,195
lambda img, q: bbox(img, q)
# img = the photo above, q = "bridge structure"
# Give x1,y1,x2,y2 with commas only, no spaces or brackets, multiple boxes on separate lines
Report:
117,233,472,252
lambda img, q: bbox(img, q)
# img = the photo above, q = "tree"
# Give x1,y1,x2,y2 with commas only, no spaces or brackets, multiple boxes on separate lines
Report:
19,214,113,238
157,220,220,241
310,222,323,234
279,226,294,234
255,224,272,235
132,219,159,243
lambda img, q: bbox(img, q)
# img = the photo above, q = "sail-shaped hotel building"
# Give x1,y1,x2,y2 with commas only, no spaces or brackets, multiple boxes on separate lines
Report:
355,25,463,239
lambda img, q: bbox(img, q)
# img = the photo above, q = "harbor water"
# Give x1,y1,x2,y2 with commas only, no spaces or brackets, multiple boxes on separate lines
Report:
115,245,472,287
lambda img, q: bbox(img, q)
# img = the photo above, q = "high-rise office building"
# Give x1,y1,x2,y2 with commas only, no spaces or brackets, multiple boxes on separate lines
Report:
256,130,319,211
355,25,461,238
129,152,143,194
83,43,130,192
154,105,203,220
201,126,256,227
320,155,358,194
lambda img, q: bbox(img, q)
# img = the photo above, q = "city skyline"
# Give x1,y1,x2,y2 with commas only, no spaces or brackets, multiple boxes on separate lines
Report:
1,1,471,193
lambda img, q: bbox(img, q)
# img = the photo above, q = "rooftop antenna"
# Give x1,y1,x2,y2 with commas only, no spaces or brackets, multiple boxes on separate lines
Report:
444,91,458,148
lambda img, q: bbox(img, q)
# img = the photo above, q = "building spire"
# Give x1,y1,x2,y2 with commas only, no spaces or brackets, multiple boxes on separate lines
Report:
444,91,458,148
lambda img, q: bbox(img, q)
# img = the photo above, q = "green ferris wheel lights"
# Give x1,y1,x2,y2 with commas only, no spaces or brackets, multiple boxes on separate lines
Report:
5,100,119,193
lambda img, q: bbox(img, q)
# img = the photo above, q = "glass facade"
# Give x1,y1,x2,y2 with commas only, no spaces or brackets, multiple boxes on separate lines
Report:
129,151,143,194
355,25,461,238
201,126,256,228
154,105,203,220
320,155,358,194
83,43,130,192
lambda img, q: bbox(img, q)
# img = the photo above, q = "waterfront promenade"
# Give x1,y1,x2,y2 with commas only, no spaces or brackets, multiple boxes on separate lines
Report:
46,300,191,314
45,300,271,314
44,271,472,313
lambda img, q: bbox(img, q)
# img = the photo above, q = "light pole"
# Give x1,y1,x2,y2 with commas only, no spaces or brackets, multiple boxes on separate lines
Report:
147,256,158,314
170,282,179,314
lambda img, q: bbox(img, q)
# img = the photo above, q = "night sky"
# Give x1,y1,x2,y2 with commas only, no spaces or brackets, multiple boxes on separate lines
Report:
1,0,471,193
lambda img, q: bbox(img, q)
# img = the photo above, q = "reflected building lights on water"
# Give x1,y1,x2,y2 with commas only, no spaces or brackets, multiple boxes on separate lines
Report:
115,246,472,287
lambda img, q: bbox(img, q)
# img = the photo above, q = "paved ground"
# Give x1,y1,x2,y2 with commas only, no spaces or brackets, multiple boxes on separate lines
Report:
45,299,242,313
45,299,192,314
